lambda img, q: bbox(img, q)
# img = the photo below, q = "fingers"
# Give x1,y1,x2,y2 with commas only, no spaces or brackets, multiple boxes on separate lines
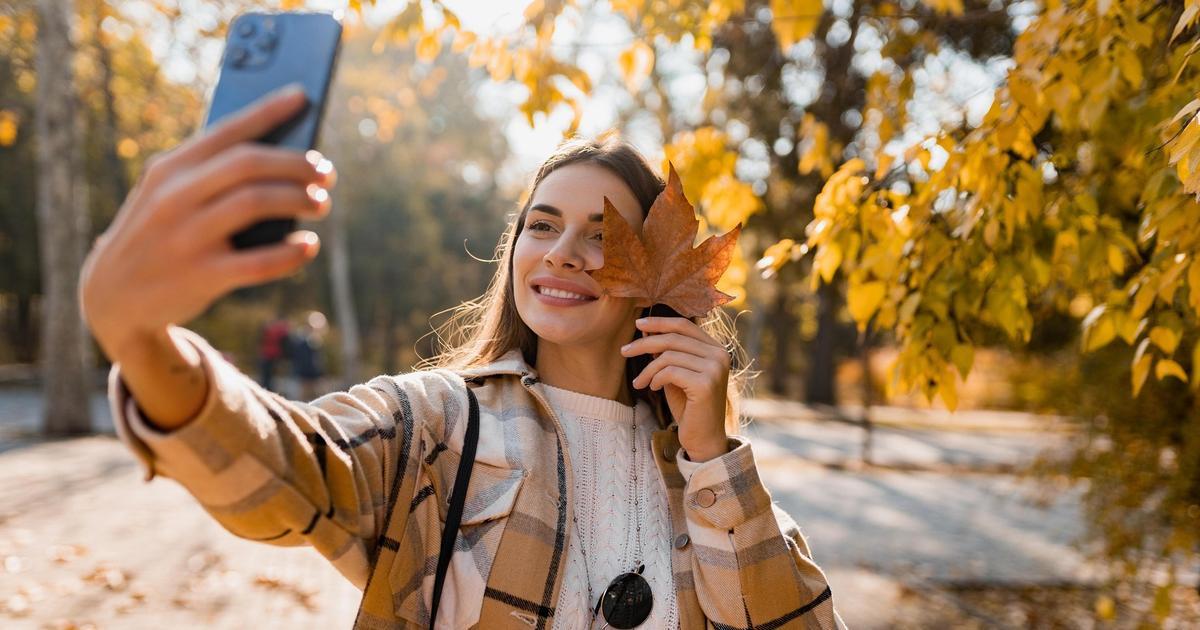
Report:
186,84,309,163
634,316,720,347
632,350,709,390
209,230,320,292
646,366,705,393
153,145,333,218
187,182,331,248
621,330,724,363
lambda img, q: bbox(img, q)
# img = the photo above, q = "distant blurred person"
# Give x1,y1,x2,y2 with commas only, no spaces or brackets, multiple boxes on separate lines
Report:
257,315,292,392
288,310,326,400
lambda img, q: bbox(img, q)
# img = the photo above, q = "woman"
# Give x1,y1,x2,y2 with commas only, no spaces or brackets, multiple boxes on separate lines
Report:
80,87,846,629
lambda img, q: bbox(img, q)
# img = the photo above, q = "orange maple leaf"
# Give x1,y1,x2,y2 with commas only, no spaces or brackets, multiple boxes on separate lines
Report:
586,162,743,318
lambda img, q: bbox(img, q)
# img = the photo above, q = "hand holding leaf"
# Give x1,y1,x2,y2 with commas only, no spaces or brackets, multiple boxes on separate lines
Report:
598,163,742,461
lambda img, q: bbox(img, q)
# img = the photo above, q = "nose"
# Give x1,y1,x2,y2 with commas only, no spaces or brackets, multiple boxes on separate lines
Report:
543,238,585,271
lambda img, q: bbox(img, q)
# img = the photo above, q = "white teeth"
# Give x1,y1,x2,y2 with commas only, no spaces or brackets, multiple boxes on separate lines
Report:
537,285,593,301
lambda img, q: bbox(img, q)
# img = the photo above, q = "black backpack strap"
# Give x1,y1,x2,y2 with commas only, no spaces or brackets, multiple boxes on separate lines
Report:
429,383,480,628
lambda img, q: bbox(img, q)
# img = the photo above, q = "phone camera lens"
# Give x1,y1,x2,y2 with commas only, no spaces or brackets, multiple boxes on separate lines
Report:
236,21,256,38
228,45,250,67
255,33,278,52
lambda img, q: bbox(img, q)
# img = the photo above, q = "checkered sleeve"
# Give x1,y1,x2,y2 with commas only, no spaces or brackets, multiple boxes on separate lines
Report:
108,326,463,590
675,435,847,629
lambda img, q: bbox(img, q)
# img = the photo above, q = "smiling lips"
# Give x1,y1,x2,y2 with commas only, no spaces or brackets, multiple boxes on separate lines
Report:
531,277,599,305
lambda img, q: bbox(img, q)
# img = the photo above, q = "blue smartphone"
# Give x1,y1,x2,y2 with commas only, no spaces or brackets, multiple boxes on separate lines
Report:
204,11,343,250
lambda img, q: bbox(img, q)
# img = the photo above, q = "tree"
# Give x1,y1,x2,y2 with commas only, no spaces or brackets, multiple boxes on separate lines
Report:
800,0,1200,615
35,0,93,434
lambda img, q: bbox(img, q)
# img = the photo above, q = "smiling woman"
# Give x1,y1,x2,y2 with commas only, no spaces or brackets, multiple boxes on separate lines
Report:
95,124,845,629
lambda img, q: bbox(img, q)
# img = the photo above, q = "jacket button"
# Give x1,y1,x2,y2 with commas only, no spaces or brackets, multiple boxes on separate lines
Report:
674,533,690,549
662,444,676,460
696,488,717,508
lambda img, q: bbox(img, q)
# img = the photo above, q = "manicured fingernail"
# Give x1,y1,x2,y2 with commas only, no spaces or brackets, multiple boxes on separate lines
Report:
305,149,324,166
278,82,305,96
306,184,329,204
636,318,647,325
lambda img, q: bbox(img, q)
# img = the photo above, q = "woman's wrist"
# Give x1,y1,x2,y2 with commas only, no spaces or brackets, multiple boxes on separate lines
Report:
683,438,732,463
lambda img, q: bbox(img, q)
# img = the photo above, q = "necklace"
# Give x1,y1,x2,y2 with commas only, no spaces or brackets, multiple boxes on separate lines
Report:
571,401,654,629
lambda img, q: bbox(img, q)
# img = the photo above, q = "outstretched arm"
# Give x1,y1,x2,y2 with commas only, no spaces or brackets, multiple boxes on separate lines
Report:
109,325,464,589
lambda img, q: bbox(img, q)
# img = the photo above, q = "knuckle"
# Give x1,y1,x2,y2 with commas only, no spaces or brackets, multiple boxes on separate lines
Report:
236,185,269,211
226,143,260,167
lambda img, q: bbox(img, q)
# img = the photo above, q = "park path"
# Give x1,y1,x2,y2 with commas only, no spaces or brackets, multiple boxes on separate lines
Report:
0,385,1097,628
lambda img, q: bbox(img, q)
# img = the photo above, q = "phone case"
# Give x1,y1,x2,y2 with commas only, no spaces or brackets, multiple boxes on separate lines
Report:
204,11,343,250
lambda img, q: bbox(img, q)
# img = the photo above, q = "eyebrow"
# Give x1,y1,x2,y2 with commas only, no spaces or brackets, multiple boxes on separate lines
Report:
529,203,604,223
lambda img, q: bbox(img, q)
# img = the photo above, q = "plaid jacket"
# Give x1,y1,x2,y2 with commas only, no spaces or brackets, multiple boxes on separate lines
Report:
109,326,846,629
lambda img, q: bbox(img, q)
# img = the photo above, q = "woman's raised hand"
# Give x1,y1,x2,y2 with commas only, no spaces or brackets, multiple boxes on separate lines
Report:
80,84,337,363
620,316,732,462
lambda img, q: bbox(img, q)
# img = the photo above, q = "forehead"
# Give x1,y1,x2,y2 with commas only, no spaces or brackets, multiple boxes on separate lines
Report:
529,162,643,227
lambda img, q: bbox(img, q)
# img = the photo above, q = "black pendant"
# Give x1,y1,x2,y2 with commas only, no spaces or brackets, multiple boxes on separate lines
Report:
597,565,653,628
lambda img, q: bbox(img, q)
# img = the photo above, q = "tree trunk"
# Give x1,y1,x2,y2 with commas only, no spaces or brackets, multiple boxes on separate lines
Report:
13,293,36,363
768,287,796,397
805,281,837,405
36,0,94,435
326,201,361,388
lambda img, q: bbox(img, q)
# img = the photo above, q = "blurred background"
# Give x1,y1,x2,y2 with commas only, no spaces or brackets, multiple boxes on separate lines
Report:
2,0,1200,627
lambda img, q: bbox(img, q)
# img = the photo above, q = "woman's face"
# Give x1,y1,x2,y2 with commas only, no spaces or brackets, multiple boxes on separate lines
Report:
512,162,645,350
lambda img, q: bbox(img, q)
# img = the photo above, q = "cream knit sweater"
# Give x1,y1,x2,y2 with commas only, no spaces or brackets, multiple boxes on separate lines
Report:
541,383,705,629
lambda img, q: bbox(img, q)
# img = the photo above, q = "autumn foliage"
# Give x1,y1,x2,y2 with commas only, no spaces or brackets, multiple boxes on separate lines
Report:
587,164,742,318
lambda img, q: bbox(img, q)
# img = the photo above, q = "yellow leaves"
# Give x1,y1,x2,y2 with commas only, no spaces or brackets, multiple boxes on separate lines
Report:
769,0,822,49
847,280,886,327
452,30,476,53
812,158,867,220
0,109,18,147
919,0,964,16
1082,305,1117,352
488,46,514,81
1107,244,1125,274
664,127,760,233
1172,0,1200,43
1189,257,1200,315
1149,326,1180,354
813,241,843,284
1166,111,1200,196
618,40,655,92
755,238,807,279
416,31,442,62
1132,340,1154,397
1194,340,1200,387
797,113,835,178
1113,44,1143,87
1156,359,1188,383
950,344,974,380
701,173,759,231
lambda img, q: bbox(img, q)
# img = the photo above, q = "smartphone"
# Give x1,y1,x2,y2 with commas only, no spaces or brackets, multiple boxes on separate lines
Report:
204,10,343,250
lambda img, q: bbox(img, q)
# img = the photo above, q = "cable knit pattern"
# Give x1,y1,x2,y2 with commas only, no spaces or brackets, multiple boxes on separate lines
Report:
541,383,679,630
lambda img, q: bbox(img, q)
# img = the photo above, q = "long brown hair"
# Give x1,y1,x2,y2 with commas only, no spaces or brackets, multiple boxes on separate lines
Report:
416,131,754,435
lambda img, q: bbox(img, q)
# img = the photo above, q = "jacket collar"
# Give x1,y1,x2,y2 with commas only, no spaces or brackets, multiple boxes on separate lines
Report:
453,348,537,381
